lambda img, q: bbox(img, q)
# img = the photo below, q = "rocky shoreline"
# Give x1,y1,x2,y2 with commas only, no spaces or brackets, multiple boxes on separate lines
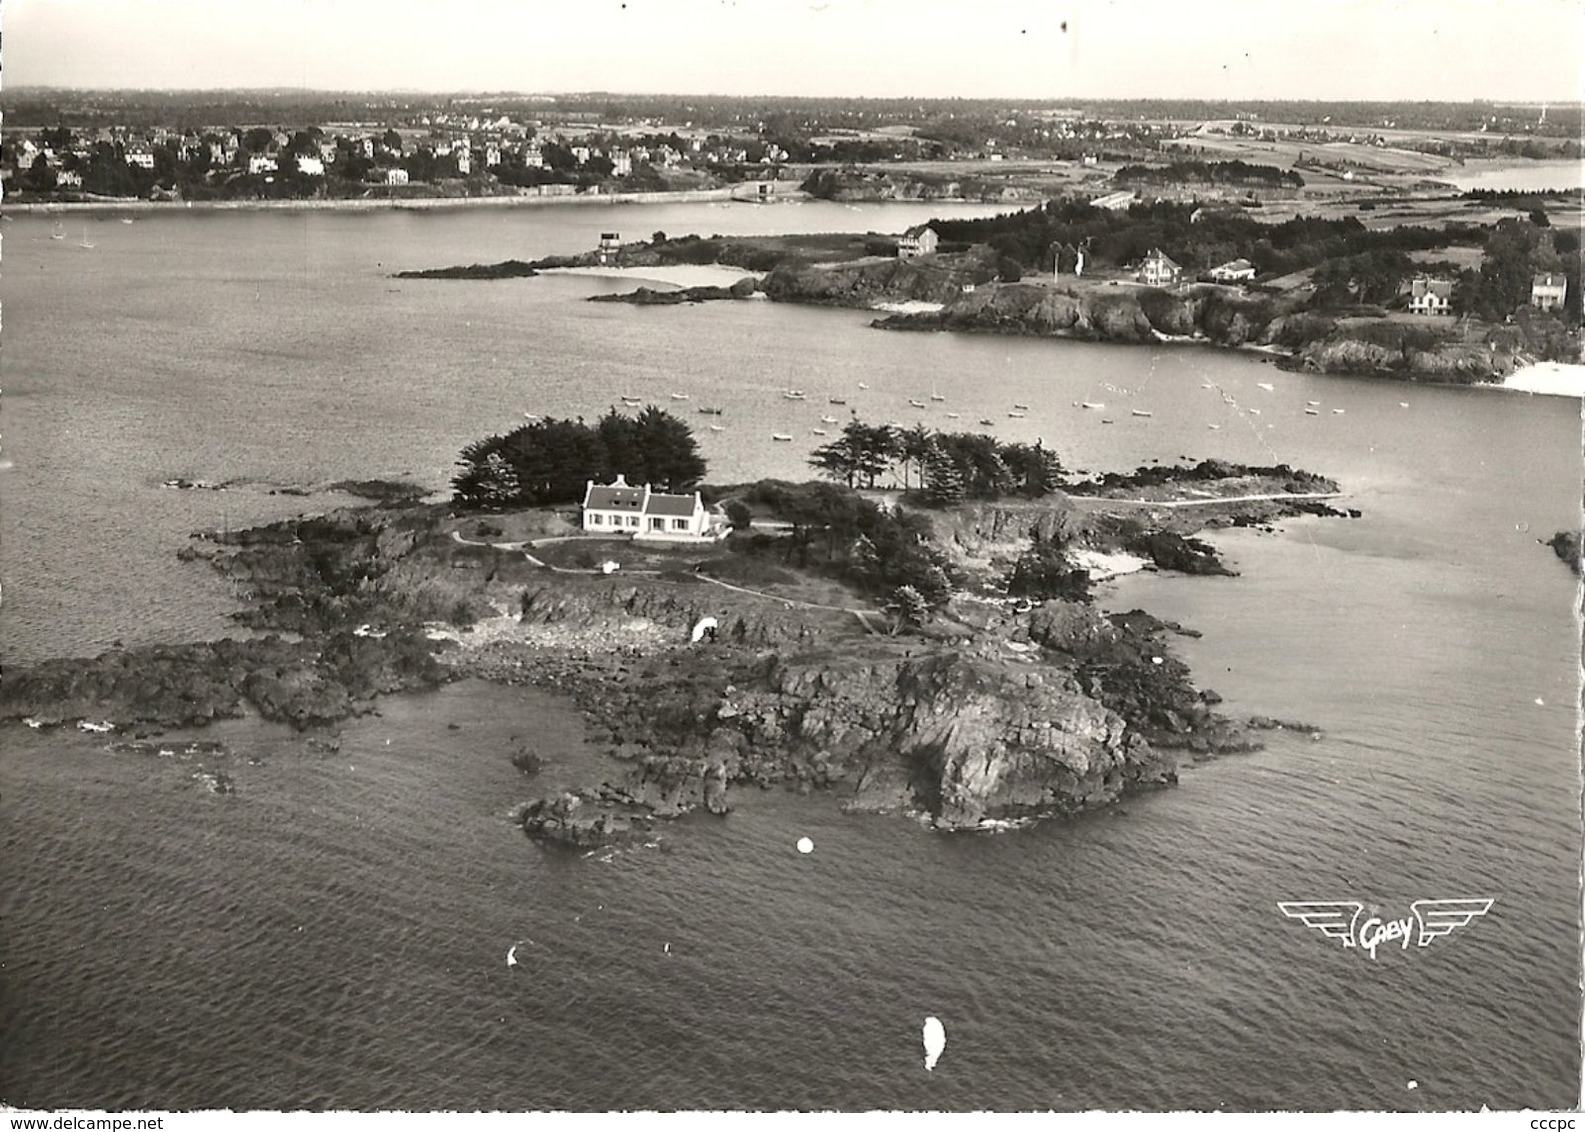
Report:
397,233,1576,381
2,477,1344,843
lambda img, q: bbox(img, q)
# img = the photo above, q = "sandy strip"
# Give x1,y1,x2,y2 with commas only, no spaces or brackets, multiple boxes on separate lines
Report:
872,300,945,314
540,264,763,289
1073,549,1151,579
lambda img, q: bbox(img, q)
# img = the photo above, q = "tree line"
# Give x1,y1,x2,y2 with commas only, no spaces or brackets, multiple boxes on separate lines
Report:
451,407,706,510
1113,160,1304,188
807,418,1064,505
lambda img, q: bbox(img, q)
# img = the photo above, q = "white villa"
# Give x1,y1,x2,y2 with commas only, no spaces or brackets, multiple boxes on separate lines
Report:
1532,272,1568,313
1409,275,1453,316
896,224,939,258
1208,257,1257,283
1138,248,1182,287
581,475,724,543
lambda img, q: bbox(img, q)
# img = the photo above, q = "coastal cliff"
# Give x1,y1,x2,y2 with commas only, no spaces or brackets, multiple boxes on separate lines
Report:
867,279,1530,381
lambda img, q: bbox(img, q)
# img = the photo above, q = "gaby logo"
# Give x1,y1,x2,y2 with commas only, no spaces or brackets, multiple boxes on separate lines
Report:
1277,899,1494,960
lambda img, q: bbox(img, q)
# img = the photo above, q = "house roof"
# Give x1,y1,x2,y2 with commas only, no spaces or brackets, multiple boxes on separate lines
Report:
1534,273,1567,288
586,486,644,509
1411,277,1453,299
584,475,644,510
1213,258,1254,273
1144,248,1180,270
901,223,936,239
643,492,701,517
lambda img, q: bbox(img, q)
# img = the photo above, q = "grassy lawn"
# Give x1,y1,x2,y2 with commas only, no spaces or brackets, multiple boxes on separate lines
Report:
440,508,580,544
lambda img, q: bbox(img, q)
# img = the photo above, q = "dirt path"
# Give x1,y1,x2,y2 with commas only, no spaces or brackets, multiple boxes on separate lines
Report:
451,529,885,632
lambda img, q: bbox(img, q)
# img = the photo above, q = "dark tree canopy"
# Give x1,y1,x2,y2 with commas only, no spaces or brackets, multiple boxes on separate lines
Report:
451,406,705,509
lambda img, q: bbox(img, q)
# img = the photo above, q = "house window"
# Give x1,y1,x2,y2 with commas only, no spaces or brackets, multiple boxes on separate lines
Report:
672,519,688,531
649,517,665,532
626,515,639,528
589,514,602,526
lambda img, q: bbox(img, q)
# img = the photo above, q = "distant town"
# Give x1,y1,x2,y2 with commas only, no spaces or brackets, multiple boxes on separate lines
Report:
1,90,1580,206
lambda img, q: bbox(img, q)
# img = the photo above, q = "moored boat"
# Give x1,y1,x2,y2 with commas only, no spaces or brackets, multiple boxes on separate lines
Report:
1131,409,1152,417
772,433,794,441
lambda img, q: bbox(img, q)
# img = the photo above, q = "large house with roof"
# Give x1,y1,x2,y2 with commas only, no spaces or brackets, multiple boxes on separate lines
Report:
581,474,722,543
1532,272,1568,312
1137,248,1181,287
896,224,939,258
1409,275,1453,316
1208,257,1256,283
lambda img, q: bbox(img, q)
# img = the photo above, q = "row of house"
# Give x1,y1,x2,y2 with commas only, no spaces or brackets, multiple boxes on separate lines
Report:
1409,273,1569,315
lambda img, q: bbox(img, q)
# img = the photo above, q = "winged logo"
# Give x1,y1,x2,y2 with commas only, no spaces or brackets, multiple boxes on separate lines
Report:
1411,898,1495,946
1277,898,1494,959
1277,901,1363,949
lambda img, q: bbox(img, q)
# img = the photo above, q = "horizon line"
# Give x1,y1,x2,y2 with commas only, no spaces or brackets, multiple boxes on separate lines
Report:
0,85,1573,107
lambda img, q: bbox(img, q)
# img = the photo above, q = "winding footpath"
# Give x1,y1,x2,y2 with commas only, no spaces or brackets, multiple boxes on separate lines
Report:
450,529,886,633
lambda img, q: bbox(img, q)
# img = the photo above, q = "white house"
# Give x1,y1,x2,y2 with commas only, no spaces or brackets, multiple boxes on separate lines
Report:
247,154,278,175
1532,272,1568,312
1138,248,1182,287
580,475,721,542
126,149,156,169
455,152,471,175
1208,258,1257,283
56,170,83,188
295,156,325,177
1409,275,1453,316
897,224,939,258
384,168,410,186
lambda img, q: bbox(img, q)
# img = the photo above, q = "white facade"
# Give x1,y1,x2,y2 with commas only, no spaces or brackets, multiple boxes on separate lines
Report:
580,475,721,543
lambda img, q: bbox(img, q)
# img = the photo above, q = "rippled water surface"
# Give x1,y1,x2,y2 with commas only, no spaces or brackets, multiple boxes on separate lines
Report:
1,201,1579,1110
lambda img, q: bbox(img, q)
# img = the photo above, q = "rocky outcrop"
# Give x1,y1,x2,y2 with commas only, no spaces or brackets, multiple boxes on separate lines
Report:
0,631,445,730
1547,531,1582,575
761,256,981,309
589,278,758,304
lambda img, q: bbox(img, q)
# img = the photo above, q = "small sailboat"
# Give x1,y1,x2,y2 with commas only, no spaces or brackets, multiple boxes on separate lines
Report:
979,418,996,426
1307,400,1320,407
1305,408,1320,416
669,392,690,401
857,382,869,389
523,412,542,421
811,428,828,436
930,392,946,402
909,399,927,408
1257,382,1274,392
1399,402,1410,408
1080,401,1105,410
1332,408,1346,415
1131,409,1153,418
1013,402,1030,410
708,424,726,432
78,226,95,249
1008,411,1026,418
121,217,135,224
697,406,724,415
945,412,961,419
621,397,643,406
828,397,847,405
1101,418,1116,425
819,415,838,424
1247,408,1261,416
772,433,794,441
1207,423,1221,430
782,389,807,400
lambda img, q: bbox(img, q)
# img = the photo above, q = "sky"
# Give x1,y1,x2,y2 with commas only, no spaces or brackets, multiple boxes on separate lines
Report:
5,0,1583,102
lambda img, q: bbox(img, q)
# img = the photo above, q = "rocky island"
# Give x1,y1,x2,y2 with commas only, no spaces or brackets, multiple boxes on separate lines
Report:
1,442,1346,846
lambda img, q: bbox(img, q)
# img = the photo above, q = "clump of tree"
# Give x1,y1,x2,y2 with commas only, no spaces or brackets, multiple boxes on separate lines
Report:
733,481,957,612
452,406,705,510
808,418,1063,505
1113,160,1304,189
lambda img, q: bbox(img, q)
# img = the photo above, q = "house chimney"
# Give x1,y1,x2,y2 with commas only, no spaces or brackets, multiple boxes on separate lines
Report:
612,473,628,487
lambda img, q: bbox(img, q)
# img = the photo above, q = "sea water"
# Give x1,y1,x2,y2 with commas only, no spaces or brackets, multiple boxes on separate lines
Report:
1,202,1579,1110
